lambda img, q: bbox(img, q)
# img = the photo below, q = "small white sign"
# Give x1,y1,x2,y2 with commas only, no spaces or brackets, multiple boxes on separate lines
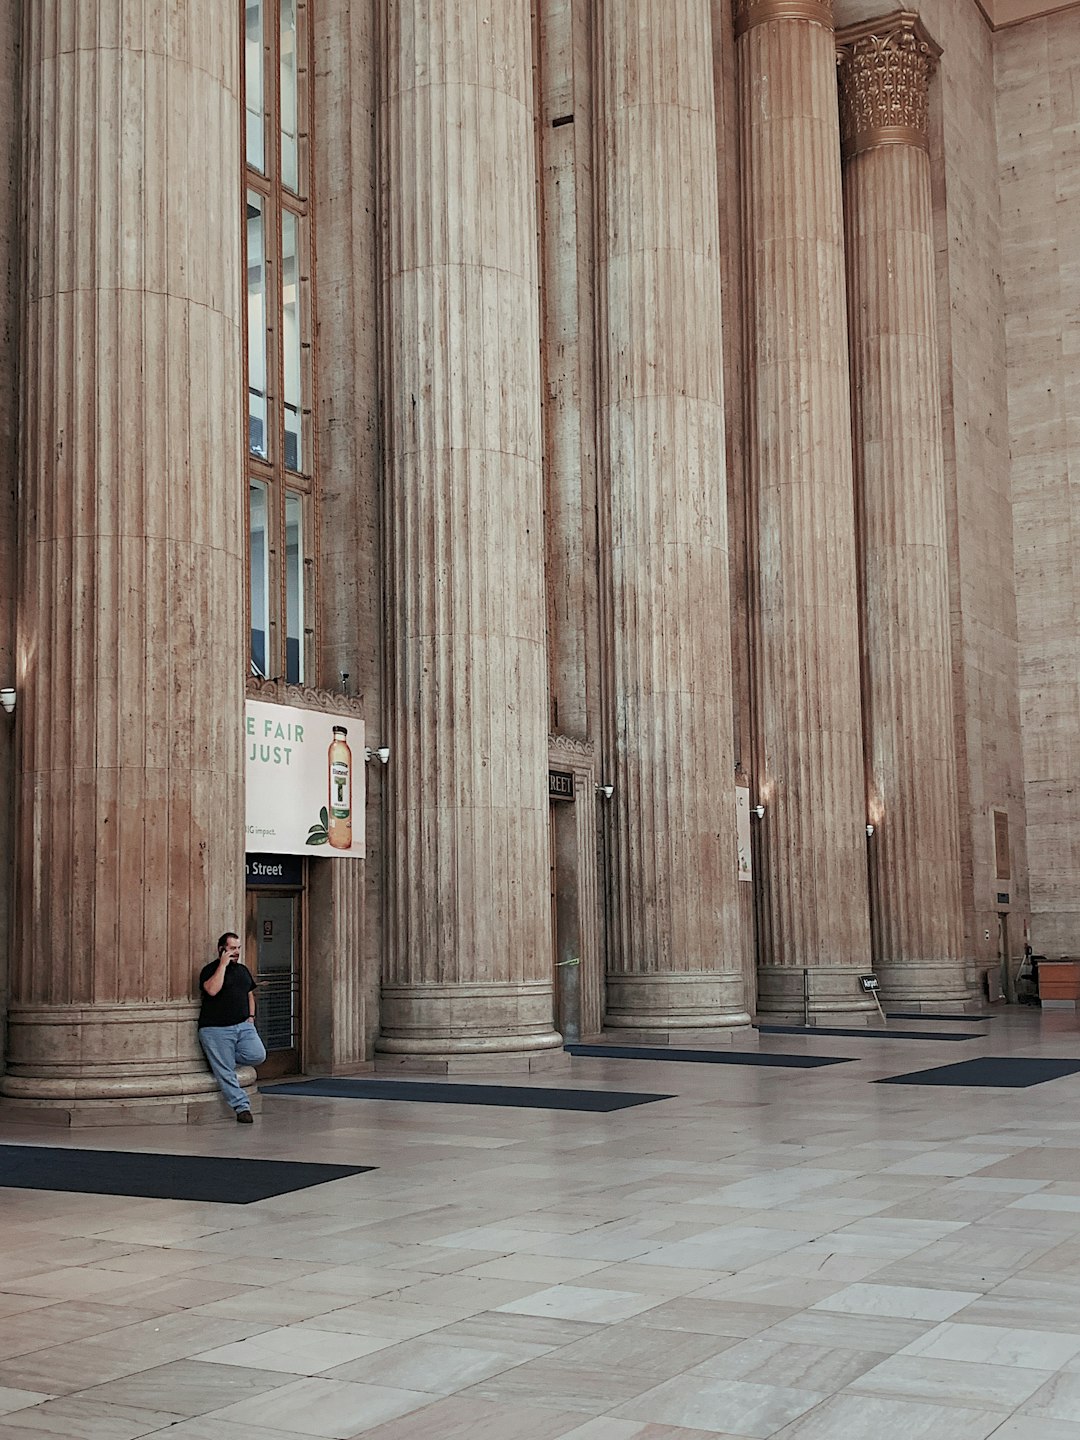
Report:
245,700,365,858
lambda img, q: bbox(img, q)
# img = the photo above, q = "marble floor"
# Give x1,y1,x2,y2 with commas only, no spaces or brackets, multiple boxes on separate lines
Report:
2,1009,1080,1439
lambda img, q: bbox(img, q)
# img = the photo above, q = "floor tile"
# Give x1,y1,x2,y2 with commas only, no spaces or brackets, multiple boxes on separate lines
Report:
195,1326,399,1375
462,1256,608,1284
0,1386,53,1416
847,1353,1053,1410
899,1319,1080,1369
201,1375,434,1438
323,1336,527,1392
988,1420,1080,1440
462,1355,660,1414
496,1286,664,1324
356,1394,589,1438
1018,1370,1080,1423
117,1420,323,1440
811,1282,979,1321
77,1358,293,1415
613,1374,826,1437
0,1396,183,1438
548,1323,738,1379
631,1299,794,1339
690,1337,881,1391
768,1394,1002,1439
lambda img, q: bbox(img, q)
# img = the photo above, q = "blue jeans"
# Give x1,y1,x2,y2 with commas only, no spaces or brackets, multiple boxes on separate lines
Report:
198,1021,267,1112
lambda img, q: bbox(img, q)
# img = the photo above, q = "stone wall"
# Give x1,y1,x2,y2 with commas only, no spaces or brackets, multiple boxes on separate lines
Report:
995,10,1080,958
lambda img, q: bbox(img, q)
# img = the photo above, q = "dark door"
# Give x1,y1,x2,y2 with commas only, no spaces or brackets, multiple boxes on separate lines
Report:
246,890,302,1078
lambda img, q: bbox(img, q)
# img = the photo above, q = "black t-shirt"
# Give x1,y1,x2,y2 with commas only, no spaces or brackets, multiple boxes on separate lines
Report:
198,960,257,1028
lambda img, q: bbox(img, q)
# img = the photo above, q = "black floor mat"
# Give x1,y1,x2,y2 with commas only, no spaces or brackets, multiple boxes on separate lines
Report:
877,1057,1080,1088
261,1078,670,1111
0,1144,373,1203
758,1024,976,1041
885,1012,991,1023
567,1043,849,1069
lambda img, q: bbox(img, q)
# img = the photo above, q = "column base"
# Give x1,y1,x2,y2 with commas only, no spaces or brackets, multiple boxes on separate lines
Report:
595,1025,755,1047
604,972,751,1033
873,961,973,1009
374,1049,569,1075
756,965,878,1023
0,1002,257,1124
375,981,565,1074
0,1083,261,1129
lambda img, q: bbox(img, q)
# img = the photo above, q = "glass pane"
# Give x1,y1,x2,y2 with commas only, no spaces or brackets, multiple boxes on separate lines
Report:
245,0,265,171
285,490,304,685
282,209,302,472
281,0,299,192
255,895,297,1051
247,191,269,460
250,481,270,678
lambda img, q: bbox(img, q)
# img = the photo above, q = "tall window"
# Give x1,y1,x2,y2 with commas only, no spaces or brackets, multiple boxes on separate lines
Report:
243,0,316,684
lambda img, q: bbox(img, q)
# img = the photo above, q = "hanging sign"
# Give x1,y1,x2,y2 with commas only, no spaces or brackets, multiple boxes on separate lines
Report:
245,700,365,858
245,854,305,888
549,769,575,802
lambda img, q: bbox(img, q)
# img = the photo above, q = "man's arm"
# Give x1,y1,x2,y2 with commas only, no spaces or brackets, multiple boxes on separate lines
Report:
201,954,230,997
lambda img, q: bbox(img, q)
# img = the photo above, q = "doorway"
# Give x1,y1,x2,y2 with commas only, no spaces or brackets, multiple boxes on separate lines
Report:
998,912,1015,1005
550,793,582,1042
246,889,302,1078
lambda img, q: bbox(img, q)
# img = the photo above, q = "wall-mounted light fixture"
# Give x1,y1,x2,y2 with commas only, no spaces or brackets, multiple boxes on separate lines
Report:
365,746,390,765
753,804,765,820
866,823,875,838
597,783,614,799
0,688,15,716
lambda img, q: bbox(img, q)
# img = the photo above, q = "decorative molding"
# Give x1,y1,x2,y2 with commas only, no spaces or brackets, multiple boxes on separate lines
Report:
836,11,941,159
733,0,833,38
548,732,595,761
976,0,1080,30
245,676,366,717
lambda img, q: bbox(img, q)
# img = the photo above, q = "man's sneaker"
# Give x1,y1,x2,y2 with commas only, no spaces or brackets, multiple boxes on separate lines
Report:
236,1110,254,1124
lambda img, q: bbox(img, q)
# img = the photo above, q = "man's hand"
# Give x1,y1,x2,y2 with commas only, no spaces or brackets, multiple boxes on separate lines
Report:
202,945,236,998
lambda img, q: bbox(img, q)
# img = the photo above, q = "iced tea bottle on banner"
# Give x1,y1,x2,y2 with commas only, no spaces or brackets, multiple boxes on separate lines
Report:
328,725,352,850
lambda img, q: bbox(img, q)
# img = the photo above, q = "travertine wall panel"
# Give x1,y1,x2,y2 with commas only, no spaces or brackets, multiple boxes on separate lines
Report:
312,0,381,1064
538,0,600,745
537,0,606,1037
837,0,1030,971
995,10,1080,956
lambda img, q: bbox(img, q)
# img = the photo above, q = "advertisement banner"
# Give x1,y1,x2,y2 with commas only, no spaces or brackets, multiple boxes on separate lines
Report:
245,700,365,858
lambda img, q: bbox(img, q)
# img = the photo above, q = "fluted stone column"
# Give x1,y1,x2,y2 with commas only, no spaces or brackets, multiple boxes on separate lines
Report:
377,0,562,1069
3,3,245,1120
736,0,875,1019
596,0,747,1034
838,13,967,1006
311,0,381,1070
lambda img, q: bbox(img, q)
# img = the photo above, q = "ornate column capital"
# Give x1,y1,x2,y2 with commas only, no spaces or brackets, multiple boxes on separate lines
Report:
733,0,833,40
836,10,941,158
